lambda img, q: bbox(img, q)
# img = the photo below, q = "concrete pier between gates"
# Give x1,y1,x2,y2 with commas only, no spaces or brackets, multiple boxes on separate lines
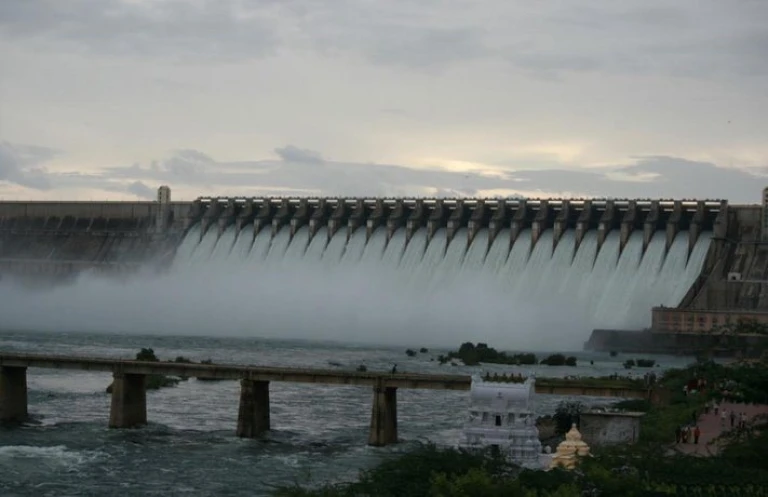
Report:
0,366,28,424
109,373,147,428
237,379,271,438
368,380,398,446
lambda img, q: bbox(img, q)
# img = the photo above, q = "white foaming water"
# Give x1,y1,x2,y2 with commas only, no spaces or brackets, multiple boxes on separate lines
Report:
208,227,237,263
0,445,103,468
232,228,255,260
0,225,713,350
461,230,489,273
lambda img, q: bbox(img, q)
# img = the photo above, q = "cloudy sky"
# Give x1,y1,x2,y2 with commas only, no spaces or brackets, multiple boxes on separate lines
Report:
1,0,767,202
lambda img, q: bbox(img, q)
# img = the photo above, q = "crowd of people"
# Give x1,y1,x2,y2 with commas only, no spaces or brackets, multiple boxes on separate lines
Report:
674,374,756,450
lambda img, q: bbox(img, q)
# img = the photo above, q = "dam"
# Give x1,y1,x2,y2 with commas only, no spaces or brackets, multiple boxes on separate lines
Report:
0,189,765,348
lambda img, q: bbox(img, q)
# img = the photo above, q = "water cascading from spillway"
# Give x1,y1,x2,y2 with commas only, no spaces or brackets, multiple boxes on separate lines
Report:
173,221,713,344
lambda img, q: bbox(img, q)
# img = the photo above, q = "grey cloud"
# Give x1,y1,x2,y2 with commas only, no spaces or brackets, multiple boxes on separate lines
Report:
0,141,55,190
126,181,155,200
0,0,278,60
0,141,166,196
511,157,768,200
3,142,765,202
345,26,488,69
164,149,217,177
275,145,324,164
2,0,765,77
505,2,768,79
101,147,767,203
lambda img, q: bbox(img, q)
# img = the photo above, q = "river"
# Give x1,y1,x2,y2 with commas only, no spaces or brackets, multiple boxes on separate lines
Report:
0,330,692,496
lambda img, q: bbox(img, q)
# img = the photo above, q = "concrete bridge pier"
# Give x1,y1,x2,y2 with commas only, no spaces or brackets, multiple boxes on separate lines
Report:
368,381,397,446
237,379,270,438
109,373,147,429
0,366,28,424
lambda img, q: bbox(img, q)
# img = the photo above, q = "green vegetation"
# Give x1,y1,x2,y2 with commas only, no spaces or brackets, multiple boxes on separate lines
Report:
419,347,429,354
539,354,578,367
406,349,417,357
440,342,537,366
106,348,181,393
275,358,768,497
552,401,582,435
624,358,657,369
356,364,368,372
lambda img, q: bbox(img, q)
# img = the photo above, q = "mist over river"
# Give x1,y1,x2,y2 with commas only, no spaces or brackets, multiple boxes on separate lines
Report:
0,330,694,496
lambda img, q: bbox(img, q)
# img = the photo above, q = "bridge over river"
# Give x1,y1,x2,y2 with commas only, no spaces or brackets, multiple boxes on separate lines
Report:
0,353,652,446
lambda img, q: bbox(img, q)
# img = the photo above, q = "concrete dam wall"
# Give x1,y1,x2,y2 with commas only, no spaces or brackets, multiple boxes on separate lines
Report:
0,201,192,279
0,196,750,344
169,197,723,332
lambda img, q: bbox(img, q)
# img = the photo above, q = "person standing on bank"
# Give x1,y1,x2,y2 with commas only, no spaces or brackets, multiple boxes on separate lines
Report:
694,425,701,444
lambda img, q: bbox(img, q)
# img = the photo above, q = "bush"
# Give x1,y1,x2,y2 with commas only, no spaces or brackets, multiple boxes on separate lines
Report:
275,444,517,497
136,348,158,362
541,354,567,366
442,343,537,366
553,401,582,435
636,359,656,368
406,349,417,357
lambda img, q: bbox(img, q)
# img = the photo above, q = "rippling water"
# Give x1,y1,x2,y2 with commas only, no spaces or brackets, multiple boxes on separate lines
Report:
1,331,693,496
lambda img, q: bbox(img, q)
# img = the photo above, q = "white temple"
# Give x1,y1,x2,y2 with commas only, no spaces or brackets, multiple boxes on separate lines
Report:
461,375,548,469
